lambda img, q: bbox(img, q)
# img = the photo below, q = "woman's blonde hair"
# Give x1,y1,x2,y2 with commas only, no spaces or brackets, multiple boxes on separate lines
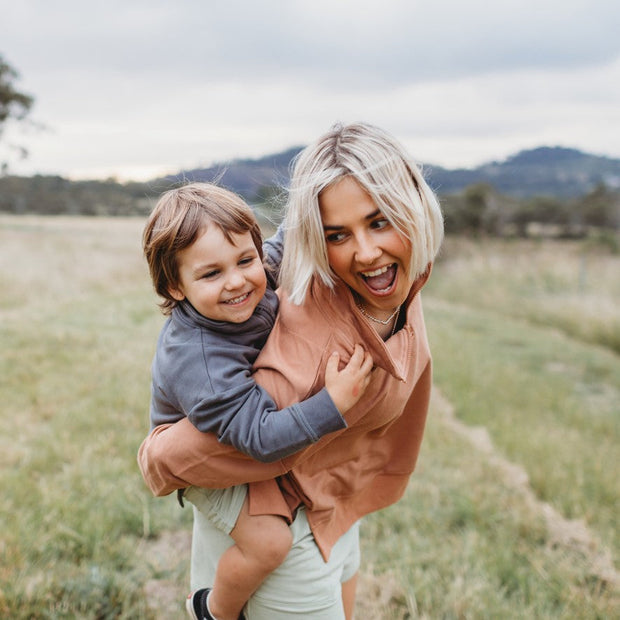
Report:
279,122,444,304
142,182,263,315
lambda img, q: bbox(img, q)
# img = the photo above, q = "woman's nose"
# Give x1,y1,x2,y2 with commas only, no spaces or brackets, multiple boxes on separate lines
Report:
354,234,382,263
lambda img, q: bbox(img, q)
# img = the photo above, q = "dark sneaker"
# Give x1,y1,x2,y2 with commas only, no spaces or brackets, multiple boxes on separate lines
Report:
186,588,213,620
185,588,246,620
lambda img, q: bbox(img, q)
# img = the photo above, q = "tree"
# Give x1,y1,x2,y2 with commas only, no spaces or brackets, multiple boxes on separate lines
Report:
0,54,34,172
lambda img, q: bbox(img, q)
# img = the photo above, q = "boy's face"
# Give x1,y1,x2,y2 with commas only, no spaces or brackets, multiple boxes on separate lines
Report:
169,225,267,323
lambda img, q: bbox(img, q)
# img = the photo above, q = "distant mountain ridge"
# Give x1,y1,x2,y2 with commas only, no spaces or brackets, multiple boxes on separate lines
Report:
161,145,620,202
425,147,620,198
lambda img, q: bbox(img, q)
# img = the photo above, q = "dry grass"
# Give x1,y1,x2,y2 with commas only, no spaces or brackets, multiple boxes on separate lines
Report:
0,214,149,318
429,236,620,352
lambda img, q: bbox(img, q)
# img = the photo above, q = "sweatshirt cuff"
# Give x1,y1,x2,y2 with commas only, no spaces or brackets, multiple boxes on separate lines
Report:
302,387,347,439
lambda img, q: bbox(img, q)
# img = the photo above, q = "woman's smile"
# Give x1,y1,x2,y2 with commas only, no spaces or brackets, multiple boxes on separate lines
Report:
359,263,398,294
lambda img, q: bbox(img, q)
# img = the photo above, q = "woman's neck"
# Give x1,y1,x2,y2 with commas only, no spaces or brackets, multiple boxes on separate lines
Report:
355,298,402,340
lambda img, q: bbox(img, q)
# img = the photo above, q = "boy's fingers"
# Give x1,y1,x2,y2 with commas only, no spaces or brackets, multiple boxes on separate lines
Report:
350,344,363,363
326,351,340,374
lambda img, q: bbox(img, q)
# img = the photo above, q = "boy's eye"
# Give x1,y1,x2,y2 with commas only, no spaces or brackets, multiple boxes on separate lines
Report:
239,256,256,266
201,270,219,279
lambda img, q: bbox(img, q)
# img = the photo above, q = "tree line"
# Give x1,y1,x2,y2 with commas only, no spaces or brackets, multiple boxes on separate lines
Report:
0,174,618,248
440,182,620,240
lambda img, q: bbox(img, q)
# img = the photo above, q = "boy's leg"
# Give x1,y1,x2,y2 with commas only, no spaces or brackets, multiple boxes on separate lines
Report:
190,506,361,619
208,496,292,620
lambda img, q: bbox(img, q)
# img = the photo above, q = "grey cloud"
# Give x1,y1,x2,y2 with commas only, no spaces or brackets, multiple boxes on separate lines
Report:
4,0,620,89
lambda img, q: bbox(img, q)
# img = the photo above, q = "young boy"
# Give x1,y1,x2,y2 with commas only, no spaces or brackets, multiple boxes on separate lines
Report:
142,182,373,620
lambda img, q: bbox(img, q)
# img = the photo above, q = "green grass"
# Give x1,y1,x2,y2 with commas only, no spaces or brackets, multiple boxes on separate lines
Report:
424,301,618,549
1,215,618,618
427,236,620,353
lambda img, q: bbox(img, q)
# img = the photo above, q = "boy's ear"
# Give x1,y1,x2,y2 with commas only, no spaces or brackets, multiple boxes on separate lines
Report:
168,286,185,302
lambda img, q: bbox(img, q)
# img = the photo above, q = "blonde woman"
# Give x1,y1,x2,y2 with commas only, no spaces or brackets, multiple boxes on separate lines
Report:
139,121,444,619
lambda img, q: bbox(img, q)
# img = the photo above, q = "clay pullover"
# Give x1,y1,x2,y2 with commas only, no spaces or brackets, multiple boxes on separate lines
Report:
139,268,433,559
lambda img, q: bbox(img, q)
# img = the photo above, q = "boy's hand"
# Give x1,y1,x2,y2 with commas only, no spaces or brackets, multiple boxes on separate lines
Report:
324,344,374,413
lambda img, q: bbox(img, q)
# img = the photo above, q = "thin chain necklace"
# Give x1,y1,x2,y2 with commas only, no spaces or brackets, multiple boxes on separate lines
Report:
356,300,400,326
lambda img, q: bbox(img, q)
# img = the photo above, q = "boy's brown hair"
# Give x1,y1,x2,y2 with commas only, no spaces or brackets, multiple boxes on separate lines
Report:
143,182,264,315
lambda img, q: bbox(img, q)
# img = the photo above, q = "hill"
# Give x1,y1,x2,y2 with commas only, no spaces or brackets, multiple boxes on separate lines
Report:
161,146,303,204
161,145,620,202
425,147,620,198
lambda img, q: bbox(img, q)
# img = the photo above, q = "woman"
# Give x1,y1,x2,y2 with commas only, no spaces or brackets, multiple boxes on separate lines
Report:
138,121,444,618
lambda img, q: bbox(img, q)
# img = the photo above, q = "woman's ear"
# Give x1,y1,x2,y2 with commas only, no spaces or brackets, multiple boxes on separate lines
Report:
168,286,185,301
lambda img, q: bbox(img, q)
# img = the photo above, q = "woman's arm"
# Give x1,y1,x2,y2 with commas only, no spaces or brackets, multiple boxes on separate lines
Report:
137,418,287,496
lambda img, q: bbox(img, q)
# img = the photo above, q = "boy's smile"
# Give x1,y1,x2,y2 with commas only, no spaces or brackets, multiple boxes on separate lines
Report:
169,225,267,323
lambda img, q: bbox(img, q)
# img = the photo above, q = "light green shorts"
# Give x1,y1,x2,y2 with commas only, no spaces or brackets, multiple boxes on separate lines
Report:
182,484,247,535
191,505,360,619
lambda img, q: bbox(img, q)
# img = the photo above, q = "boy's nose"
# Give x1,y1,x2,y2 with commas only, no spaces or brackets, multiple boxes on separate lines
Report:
225,269,245,289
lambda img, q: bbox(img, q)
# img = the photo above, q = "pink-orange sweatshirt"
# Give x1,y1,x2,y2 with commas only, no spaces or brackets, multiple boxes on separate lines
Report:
138,269,433,560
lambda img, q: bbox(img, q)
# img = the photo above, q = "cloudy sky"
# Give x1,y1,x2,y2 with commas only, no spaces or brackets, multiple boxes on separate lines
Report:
1,0,619,180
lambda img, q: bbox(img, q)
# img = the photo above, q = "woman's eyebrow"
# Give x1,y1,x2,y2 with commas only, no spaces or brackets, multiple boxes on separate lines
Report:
323,209,382,230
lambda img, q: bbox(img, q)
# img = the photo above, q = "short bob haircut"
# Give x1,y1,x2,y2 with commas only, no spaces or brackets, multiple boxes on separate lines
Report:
142,182,263,315
279,122,444,305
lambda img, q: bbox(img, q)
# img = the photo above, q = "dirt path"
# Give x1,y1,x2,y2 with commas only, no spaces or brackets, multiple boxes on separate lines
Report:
431,388,620,590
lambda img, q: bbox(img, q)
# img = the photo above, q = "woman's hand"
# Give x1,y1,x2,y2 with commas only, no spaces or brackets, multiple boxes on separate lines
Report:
324,344,373,413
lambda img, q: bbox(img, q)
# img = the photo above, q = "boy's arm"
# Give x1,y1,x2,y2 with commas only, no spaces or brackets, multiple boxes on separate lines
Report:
210,345,371,462
185,375,346,463
169,339,346,463
137,419,287,496
262,222,285,286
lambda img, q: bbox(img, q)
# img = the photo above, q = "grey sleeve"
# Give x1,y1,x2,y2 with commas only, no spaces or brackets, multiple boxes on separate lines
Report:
186,381,346,463
262,223,285,288
166,337,346,463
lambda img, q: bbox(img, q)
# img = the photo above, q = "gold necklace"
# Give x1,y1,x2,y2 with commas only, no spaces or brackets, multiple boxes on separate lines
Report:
356,301,400,325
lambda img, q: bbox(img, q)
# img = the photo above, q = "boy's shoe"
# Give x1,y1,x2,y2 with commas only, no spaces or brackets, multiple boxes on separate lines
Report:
186,588,213,620
185,588,246,620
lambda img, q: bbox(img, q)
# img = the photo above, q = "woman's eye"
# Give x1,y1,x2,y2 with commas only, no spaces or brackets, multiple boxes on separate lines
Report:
325,231,347,243
371,218,389,230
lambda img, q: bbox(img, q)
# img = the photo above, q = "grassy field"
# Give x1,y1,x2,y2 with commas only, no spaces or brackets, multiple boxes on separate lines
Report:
0,215,618,618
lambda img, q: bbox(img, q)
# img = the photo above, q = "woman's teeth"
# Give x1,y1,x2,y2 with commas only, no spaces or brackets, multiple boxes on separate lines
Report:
361,264,397,291
362,265,391,278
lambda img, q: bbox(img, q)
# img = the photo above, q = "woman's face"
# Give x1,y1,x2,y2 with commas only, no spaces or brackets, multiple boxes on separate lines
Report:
319,176,413,316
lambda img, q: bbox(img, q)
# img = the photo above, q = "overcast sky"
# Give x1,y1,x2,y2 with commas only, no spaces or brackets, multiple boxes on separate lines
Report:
1,0,619,181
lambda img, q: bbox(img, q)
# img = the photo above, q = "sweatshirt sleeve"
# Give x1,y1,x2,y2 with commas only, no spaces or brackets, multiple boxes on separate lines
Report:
262,222,285,288
137,419,287,495
167,336,346,463
217,385,344,462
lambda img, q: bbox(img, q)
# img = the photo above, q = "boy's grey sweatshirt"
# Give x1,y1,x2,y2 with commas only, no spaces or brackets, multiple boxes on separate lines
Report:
148,234,346,463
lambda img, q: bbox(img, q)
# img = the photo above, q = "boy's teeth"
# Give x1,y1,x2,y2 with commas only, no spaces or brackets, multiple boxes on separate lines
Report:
226,293,249,304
